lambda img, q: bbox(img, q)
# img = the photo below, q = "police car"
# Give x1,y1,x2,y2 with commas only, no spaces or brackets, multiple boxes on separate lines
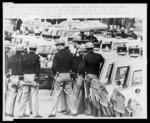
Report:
36,43,57,89
98,58,143,117
109,59,144,117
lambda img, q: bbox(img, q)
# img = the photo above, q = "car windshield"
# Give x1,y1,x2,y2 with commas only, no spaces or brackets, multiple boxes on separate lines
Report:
37,45,51,54
113,42,127,50
106,63,114,83
115,66,129,86
102,43,111,50
131,70,142,86
106,64,114,78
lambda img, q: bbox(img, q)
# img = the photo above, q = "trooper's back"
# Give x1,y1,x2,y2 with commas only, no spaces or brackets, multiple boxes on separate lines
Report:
52,48,73,74
9,52,24,75
8,45,24,75
22,43,40,76
23,51,40,75
83,51,104,75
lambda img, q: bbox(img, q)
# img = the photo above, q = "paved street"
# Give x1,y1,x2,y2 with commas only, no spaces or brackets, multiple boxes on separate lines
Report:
4,88,95,121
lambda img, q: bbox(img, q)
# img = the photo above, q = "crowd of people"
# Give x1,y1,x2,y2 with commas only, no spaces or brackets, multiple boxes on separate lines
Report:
4,25,138,118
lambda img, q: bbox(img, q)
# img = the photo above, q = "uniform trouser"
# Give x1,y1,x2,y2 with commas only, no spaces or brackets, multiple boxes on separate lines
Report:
50,73,77,115
86,74,98,114
60,91,68,112
19,74,39,116
7,75,22,115
74,75,85,113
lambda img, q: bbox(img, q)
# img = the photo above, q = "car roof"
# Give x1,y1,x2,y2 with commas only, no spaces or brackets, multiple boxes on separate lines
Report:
114,57,143,70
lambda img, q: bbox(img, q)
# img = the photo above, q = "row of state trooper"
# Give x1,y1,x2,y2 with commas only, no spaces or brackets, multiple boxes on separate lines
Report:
4,31,105,117
5,41,42,117
48,34,105,117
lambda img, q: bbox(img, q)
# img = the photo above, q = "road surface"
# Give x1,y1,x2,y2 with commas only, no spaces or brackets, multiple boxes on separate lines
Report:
4,88,95,121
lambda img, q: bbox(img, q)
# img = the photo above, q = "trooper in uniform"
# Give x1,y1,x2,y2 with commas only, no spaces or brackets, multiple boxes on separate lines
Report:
5,44,25,117
80,42,105,115
86,30,98,43
48,38,77,117
19,42,42,117
4,41,11,115
74,44,87,114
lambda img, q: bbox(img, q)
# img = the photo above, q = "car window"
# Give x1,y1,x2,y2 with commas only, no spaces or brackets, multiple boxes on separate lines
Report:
106,64,113,78
131,70,142,86
113,42,127,50
102,43,111,50
115,66,129,85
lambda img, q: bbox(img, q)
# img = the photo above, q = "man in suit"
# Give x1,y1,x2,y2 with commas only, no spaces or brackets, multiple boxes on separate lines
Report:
86,30,98,43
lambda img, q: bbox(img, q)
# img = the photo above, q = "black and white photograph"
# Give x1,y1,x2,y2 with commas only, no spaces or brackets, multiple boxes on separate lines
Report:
3,3,147,120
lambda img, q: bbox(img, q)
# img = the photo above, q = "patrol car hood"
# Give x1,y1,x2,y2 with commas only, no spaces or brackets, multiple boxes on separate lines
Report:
102,84,118,102
113,87,143,107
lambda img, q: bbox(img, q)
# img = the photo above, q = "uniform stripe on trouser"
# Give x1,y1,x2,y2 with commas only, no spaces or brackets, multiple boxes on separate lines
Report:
50,75,77,115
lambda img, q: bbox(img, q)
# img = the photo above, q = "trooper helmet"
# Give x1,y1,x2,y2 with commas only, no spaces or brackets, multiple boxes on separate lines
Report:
5,40,11,48
65,41,69,48
79,44,87,52
55,38,65,45
29,42,37,48
15,44,25,51
85,42,94,49
129,27,135,32
73,35,82,42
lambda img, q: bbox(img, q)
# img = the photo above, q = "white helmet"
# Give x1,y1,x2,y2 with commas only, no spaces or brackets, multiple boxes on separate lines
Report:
55,38,65,45
29,42,37,48
79,44,87,52
5,41,11,48
85,42,94,49
65,41,69,48
15,44,25,51
129,27,135,32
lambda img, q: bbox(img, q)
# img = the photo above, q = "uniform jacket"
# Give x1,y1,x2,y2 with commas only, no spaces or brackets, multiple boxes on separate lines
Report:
23,52,40,77
52,49,74,75
80,51,105,75
8,52,24,75
86,35,98,43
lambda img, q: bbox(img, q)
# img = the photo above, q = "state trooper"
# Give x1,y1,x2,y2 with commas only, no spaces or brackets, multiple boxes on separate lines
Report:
57,40,69,114
4,41,11,115
72,36,89,77
80,42,105,115
5,44,25,117
48,38,77,117
74,44,87,114
19,42,42,117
